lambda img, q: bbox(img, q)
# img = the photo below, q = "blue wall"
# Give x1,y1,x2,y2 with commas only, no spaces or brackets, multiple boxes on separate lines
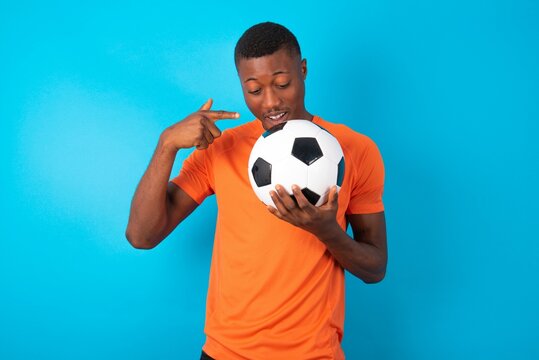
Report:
1,1,538,359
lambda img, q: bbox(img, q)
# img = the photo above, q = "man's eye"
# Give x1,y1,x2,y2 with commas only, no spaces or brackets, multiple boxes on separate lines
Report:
277,82,290,89
248,89,261,95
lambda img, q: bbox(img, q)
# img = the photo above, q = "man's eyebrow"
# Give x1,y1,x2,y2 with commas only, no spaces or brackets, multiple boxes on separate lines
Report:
244,70,290,83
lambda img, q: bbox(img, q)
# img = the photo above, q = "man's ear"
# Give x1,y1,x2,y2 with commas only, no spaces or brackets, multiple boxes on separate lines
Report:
301,58,307,80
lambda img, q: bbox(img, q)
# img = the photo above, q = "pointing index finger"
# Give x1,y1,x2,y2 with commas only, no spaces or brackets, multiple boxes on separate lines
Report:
204,110,241,121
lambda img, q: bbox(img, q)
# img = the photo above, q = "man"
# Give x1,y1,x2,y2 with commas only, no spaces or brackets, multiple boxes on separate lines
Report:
126,22,387,360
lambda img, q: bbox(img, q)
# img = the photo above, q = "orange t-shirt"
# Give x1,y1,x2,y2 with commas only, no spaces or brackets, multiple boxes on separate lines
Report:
171,116,384,359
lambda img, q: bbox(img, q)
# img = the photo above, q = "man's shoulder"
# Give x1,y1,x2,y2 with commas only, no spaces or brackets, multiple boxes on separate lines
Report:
206,119,261,155
210,118,257,140
222,119,262,139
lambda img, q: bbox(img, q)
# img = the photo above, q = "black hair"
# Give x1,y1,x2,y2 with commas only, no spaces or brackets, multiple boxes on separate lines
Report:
234,22,301,65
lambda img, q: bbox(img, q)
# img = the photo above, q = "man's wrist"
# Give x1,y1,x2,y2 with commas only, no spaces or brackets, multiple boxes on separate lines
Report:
158,130,181,155
313,221,343,245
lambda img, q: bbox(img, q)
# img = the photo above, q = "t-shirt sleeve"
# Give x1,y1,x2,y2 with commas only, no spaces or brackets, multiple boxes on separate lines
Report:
170,148,215,204
346,135,385,214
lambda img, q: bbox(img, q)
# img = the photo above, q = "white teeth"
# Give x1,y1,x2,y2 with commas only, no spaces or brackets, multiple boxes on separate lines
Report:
268,112,285,120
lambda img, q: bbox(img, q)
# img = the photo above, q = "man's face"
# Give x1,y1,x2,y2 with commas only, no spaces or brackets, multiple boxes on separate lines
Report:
236,48,310,130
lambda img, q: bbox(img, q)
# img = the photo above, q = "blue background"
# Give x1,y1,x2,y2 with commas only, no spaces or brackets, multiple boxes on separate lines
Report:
1,0,538,359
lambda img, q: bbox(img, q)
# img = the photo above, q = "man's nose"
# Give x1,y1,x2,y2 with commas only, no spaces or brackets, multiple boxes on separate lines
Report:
262,88,281,110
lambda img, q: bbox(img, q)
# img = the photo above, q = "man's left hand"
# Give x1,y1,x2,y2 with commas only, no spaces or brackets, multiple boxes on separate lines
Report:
267,184,341,239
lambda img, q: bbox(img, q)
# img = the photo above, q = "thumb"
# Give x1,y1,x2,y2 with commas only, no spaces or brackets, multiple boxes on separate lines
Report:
199,98,213,111
328,186,339,207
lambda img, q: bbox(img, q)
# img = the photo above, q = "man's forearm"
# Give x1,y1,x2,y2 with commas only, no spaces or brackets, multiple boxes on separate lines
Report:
316,225,387,283
126,138,177,248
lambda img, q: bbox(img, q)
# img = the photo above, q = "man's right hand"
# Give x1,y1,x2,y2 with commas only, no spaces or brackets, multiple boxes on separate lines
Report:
160,98,240,151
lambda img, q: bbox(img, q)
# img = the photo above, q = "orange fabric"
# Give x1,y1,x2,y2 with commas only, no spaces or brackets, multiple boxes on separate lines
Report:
171,116,384,359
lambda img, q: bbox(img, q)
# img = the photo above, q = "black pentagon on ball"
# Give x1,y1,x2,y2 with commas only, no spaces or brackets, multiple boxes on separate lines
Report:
301,188,321,206
251,157,272,187
291,137,323,165
289,187,321,206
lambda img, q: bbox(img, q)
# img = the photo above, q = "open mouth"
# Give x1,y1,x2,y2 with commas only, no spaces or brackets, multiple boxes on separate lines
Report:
265,111,288,123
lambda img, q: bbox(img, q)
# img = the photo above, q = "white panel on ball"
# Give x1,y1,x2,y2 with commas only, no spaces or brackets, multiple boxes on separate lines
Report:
316,129,344,164
315,193,329,207
257,130,294,165
256,184,274,206
307,156,339,201
272,157,309,194
284,119,323,138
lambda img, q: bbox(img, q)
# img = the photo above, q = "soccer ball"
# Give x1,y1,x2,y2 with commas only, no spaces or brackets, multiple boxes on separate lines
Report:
248,120,345,207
